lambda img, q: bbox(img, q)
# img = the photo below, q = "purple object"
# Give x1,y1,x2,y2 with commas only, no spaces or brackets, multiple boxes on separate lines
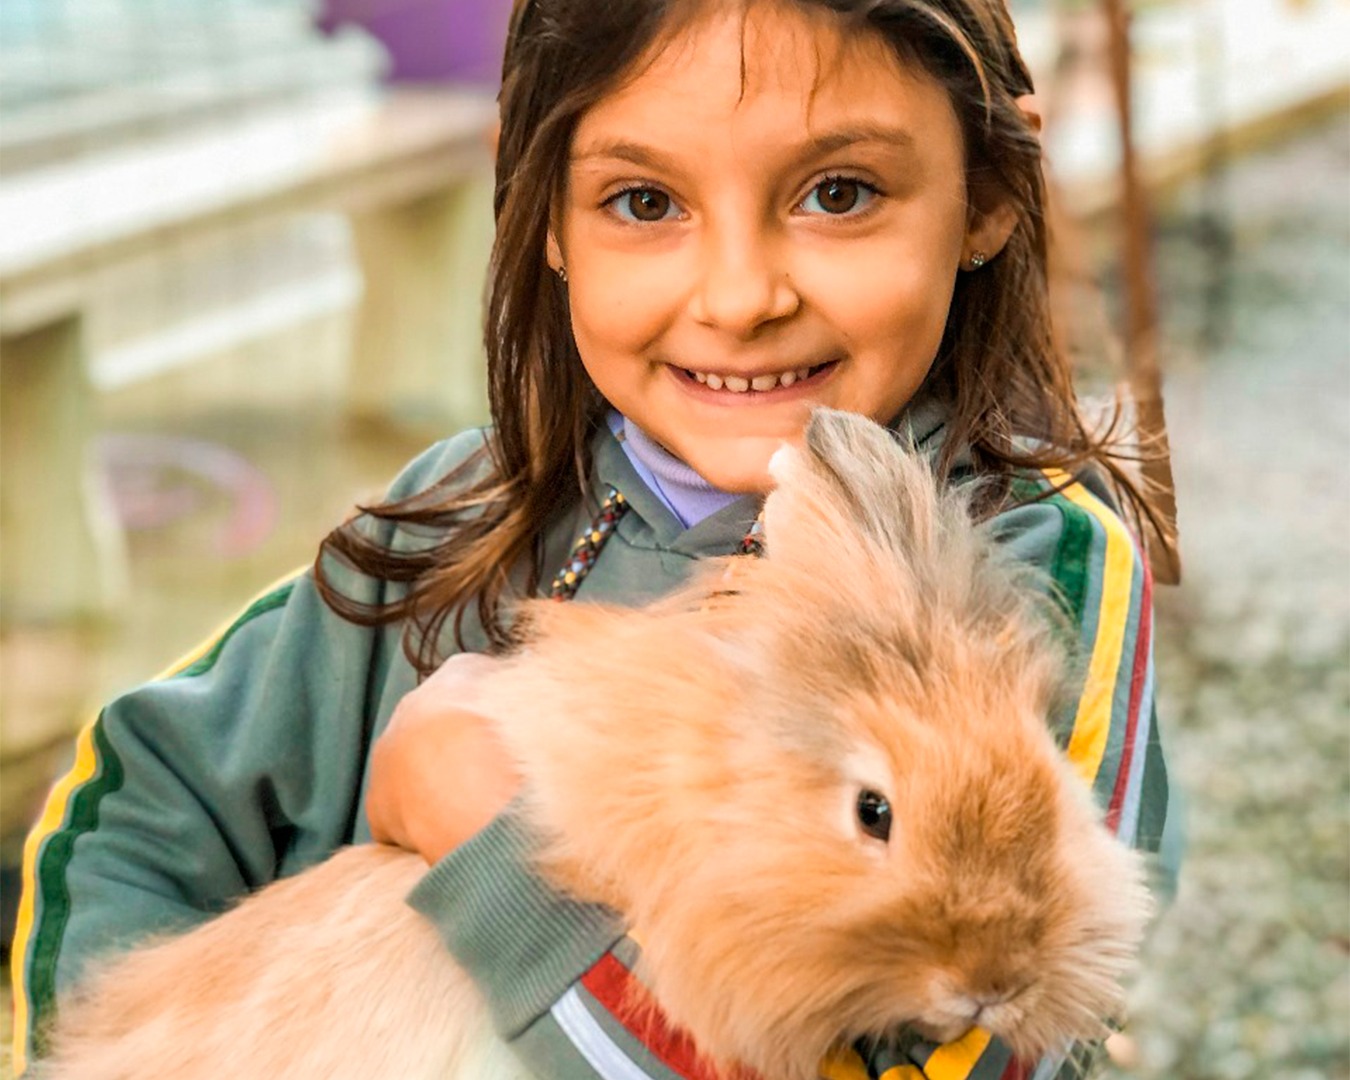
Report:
317,0,511,86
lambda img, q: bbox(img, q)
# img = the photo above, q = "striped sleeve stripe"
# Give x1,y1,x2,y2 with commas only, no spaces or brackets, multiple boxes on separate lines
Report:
821,1045,884,1079
997,1058,1034,1080
9,569,303,1076
921,1028,994,1078
552,986,677,1080
9,718,122,1075
907,1028,1014,1080
1040,471,1143,795
571,953,720,1080
1116,664,1157,848
1028,1048,1072,1080
1105,558,1153,839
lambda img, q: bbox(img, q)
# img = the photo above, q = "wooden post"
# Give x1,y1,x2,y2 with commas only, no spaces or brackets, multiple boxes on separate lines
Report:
1103,0,1182,584
346,175,495,436
0,316,129,622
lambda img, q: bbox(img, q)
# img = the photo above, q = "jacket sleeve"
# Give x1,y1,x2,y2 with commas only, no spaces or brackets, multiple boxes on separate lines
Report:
9,430,489,1076
407,470,1175,1080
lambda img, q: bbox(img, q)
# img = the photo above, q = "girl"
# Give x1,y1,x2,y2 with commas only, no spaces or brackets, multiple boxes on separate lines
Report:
12,1,1172,1077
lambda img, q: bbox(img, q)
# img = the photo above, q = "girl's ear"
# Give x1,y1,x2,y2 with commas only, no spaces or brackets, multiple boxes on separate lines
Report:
1016,93,1044,134
546,230,564,276
961,101,1040,268
962,180,1019,269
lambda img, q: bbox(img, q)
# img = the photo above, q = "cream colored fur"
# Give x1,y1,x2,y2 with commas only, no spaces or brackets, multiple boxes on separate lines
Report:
43,410,1150,1080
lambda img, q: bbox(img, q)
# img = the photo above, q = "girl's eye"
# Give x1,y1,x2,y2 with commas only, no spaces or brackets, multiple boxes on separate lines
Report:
609,188,677,223
856,789,893,843
802,177,875,216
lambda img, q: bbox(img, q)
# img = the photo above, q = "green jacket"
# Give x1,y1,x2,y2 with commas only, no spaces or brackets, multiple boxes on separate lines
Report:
13,406,1171,1080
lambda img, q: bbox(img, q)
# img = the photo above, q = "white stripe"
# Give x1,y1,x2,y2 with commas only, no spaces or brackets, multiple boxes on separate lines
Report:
1030,1047,1069,1080
551,986,659,1080
1118,653,1156,848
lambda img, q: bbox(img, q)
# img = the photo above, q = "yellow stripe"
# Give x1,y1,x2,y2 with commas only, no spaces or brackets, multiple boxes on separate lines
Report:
819,1045,874,1080
922,1026,993,1080
9,567,305,1075
1044,470,1136,786
877,1066,927,1080
9,721,100,1075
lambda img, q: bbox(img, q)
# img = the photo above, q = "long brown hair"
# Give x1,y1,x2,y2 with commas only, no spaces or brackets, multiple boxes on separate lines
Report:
316,0,1161,677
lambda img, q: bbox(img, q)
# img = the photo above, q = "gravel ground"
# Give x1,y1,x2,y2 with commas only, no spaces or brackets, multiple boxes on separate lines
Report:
1101,112,1350,1079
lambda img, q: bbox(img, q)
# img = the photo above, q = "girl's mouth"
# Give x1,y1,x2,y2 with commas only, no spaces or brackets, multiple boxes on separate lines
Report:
675,360,839,395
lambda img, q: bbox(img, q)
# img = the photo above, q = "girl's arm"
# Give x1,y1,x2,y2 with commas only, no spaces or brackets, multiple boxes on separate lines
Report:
10,568,378,1074
399,469,1175,1080
10,430,491,1076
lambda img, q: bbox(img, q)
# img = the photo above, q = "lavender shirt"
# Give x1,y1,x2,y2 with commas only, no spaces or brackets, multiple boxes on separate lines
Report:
607,412,741,528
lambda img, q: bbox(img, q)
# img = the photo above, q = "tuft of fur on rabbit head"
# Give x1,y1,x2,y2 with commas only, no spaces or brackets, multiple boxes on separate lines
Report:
478,409,1151,1080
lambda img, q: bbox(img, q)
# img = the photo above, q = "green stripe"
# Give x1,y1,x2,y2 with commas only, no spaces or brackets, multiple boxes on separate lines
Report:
28,720,125,1057
173,582,296,679
25,580,296,1052
1006,478,1092,630
1092,564,1145,808
1043,493,1106,757
1138,707,1171,853
966,1039,1015,1080
1046,492,1093,631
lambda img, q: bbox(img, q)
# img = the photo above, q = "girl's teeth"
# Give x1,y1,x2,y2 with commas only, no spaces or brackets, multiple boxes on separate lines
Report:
687,363,828,391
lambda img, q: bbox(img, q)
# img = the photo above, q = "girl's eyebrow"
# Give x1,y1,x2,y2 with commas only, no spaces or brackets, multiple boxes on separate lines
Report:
570,125,918,170
570,140,670,170
804,125,918,157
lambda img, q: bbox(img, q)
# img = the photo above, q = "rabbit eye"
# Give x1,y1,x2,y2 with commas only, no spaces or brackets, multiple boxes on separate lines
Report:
856,789,892,842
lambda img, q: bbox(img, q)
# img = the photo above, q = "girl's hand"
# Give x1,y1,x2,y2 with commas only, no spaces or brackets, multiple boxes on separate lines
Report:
366,653,522,866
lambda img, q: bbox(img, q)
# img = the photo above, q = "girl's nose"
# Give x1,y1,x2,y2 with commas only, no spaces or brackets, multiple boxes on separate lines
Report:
687,224,799,337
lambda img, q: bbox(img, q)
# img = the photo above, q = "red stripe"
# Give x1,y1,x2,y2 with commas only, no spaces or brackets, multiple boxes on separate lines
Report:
998,1058,1032,1080
580,953,731,1080
1105,558,1152,832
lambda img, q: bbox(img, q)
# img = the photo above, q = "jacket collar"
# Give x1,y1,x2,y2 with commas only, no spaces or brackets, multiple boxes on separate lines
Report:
589,391,955,559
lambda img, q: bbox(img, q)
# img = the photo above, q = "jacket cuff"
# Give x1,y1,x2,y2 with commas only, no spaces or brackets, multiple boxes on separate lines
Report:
406,801,625,1037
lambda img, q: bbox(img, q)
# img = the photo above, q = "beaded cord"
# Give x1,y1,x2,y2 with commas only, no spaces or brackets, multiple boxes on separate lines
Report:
550,488,629,601
549,487,764,600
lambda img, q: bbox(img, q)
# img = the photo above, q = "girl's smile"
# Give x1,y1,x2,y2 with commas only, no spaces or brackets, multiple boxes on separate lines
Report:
669,358,840,400
551,0,1014,493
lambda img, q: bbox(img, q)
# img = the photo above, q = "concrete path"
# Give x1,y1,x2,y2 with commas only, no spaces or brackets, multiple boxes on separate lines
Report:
1102,109,1349,1080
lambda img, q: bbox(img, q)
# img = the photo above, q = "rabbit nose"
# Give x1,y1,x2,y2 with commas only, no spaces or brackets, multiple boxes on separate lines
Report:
965,982,1026,1021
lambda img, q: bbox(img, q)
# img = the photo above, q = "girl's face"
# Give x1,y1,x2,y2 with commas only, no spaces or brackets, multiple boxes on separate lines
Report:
554,1,994,493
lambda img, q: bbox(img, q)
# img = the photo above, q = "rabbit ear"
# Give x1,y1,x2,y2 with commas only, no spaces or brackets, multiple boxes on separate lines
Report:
763,408,951,570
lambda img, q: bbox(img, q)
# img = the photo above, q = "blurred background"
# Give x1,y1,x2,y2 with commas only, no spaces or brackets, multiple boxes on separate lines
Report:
0,1,1345,1077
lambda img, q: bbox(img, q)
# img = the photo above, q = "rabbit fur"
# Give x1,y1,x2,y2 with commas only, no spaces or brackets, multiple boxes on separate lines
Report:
41,409,1151,1080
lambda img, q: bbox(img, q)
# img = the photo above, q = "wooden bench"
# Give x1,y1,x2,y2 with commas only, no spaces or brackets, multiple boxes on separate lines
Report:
0,87,498,623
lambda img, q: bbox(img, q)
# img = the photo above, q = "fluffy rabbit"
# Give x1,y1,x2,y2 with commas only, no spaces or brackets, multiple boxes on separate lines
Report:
41,410,1151,1080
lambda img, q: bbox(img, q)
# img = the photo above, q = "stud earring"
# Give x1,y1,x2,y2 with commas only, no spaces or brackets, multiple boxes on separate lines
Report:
556,264,568,283
967,251,988,270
